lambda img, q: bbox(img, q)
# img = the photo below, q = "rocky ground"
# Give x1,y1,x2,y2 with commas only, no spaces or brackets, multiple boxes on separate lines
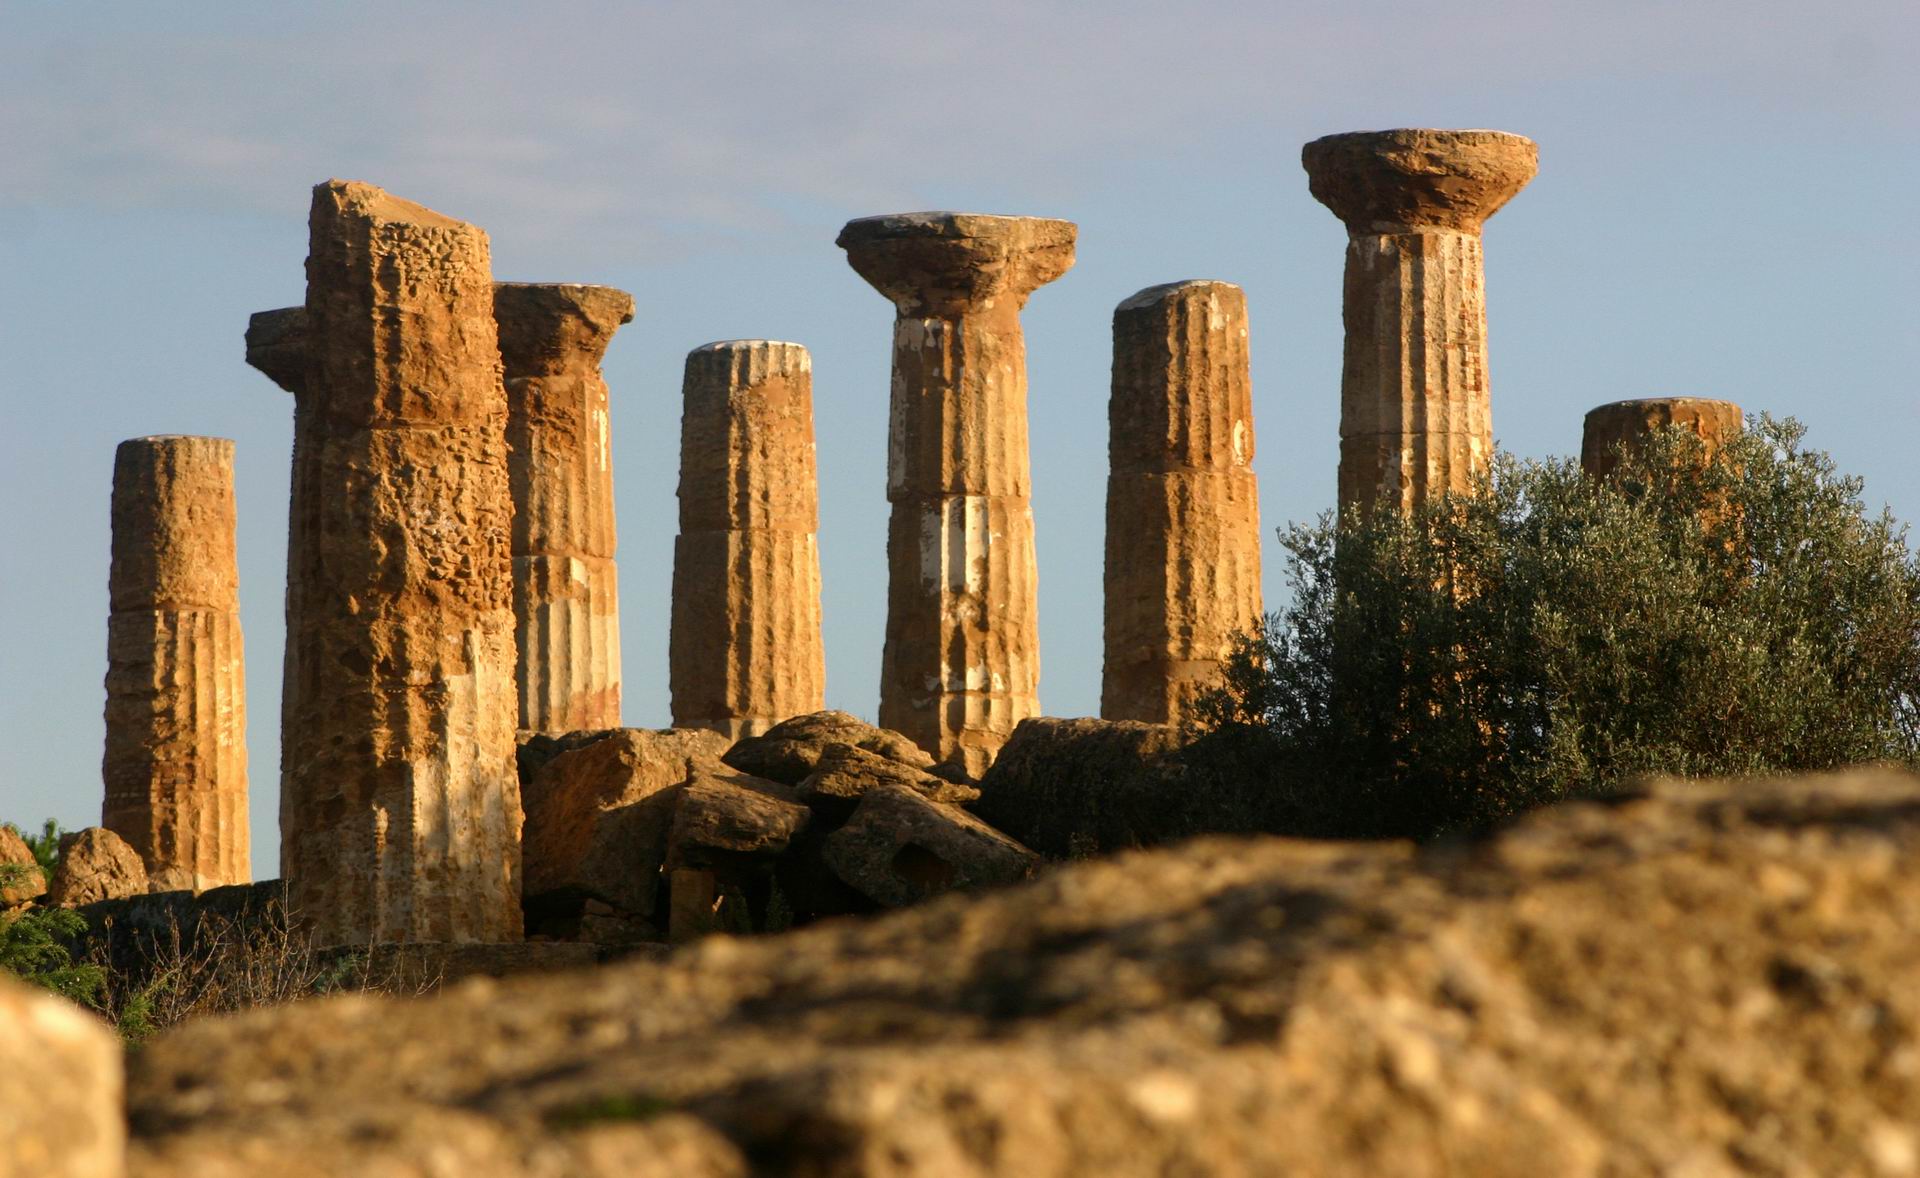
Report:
59,767,1913,1176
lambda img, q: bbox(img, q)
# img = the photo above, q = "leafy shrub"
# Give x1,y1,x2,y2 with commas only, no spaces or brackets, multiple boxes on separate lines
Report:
1197,416,1920,839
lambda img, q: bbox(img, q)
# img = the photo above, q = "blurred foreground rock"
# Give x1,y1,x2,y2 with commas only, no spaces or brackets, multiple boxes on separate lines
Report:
1,975,125,1178
124,769,1920,1176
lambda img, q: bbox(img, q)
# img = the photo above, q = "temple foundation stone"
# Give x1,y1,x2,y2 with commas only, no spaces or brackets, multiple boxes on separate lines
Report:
1302,129,1537,514
494,282,634,735
103,435,249,892
1102,281,1263,724
670,340,826,740
245,180,521,945
837,212,1075,776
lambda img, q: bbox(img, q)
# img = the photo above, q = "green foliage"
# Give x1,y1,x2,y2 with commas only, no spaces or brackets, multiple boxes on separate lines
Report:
0,906,106,1007
1198,416,1920,839
20,818,64,874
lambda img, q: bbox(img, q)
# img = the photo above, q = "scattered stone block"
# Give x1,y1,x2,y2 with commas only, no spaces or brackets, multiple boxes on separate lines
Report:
973,718,1195,858
795,742,981,824
49,826,149,907
520,728,730,922
0,975,125,1178
0,824,45,905
822,783,1038,908
722,710,932,785
666,769,811,871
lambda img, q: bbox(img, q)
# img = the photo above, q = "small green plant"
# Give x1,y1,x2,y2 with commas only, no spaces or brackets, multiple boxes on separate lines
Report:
1197,416,1920,839
0,906,106,1006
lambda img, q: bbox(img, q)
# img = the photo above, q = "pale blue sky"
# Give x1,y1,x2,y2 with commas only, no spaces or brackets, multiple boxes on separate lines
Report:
2,2,1915,876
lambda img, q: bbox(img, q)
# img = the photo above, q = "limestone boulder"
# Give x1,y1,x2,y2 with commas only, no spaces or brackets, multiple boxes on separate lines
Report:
48,826,148,907
721,710,932,785
821,783,1038,908
0,823,46,904
1,975,125,1178
794,742,980,824
665,769,811,872
520,728,731,922
122,769,1920,1175
972,718,1197,857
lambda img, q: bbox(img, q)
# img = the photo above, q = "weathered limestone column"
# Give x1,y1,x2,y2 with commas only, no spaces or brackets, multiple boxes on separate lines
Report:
1582,397,1744,482
244,181,521,945
1302,129,1538,514
494,283,634,736
670,340,826,740
103,436,248,892
838,213,1076,776
1102,281,1263,724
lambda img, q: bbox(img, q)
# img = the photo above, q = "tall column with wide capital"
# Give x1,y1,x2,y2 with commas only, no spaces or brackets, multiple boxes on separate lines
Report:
103,435,249,892
1302,129,1537,514
242,180,521,946
494,283,634,736
1102,281,1262,725
671,340,826,740
837,212,1075,776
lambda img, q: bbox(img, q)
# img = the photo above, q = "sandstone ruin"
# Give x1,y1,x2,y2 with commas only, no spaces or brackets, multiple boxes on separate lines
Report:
103,435,249,891
1581,396,1744,481
495,283,635,736
1303,129,1538,514
669,340,826,740
246,181,521,945
1102,281,1262,724
837,212,1076,775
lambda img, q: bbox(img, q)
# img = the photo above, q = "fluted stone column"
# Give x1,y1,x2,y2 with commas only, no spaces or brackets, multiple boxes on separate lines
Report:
1102,281,1262,724
244,181,521,946
837,212,1075,776
495,283,634,736
671,340,826,740
1582,397,1744,482
103,436,249,892
1303,129,1538,514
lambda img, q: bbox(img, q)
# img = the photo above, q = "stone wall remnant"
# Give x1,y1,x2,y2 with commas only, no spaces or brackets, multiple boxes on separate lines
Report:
246,180,521,945
670,340,826,740
495,283,634,735
103,435,249,891
1302,129,1537,514
1102,281,1263,724
837,212,1076,775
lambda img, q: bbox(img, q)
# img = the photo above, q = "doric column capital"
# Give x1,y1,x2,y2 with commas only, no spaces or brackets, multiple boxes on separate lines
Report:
836,211,1076,317
244,306,310,395
1302,128,1537,234
494,282,636,378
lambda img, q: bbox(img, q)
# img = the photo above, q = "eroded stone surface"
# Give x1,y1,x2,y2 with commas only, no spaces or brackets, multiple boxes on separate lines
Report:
1303,129,1537,514
670,341,825,740
264,180,522,945
48,826,149,907
496,283,634,735
794,743,982,822
104,435,249,892
1,975,125,1178
1581,397,1744,482
124,769,1920,1176
838,212,1075,775
821,782,1038,908
1103,282,1262,724
721,710,934,785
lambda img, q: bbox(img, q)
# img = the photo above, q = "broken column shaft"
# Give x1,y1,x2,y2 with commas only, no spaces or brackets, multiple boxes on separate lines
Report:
1581,397,1744,482
1102,281,1263,724
245,180,521,945
494,283,634,736
837,212,1075,776
670,341,826,740
103,435,249,892
1303,129,1537,514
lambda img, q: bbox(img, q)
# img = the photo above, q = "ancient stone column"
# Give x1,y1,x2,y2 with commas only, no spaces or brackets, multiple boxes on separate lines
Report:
838,213,1075,776
494,283,634,736
1581,397,1744,482
670,340,826,740
1102,281,1263,725
103,436,249,892
244,180,521,946
1302,129,1538,514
